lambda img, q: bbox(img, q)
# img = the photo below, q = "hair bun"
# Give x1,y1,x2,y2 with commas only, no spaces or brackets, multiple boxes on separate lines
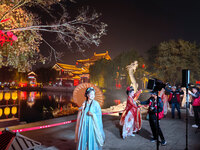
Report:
126,86,134,92
126,86,134,95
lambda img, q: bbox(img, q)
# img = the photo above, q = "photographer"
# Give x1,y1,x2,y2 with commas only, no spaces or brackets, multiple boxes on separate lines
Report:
140,91,167,146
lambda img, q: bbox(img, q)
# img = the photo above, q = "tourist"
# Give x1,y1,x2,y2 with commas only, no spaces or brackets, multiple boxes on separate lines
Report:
75,87,105,150
167,86,183,119
189,87,200,128
140,91,167,146
119,86,142,139
159,88,169,117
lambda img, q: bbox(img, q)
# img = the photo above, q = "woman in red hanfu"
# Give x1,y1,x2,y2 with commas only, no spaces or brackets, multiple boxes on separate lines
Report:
120,86,142,139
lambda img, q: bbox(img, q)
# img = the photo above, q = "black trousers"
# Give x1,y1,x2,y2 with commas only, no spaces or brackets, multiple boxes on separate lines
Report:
149,114,165,141
193,106,200,126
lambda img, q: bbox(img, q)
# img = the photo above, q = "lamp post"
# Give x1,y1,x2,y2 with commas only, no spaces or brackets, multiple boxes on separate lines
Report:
182,69,190,150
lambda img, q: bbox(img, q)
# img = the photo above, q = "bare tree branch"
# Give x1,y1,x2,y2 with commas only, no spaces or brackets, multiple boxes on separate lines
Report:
3,7,107,53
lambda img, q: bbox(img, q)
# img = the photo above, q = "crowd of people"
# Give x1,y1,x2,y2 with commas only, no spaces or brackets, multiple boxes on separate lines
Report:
74,85,200,150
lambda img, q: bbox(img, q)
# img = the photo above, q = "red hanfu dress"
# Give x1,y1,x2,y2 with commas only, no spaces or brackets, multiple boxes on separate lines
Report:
120,90,142,139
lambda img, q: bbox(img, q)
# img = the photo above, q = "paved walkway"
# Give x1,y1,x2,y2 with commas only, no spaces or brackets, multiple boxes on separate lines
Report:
1,109,200,150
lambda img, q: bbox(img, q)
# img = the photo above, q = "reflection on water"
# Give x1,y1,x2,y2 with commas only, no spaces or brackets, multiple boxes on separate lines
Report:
0,91,19,120
0,89,129,123
0,90,76,123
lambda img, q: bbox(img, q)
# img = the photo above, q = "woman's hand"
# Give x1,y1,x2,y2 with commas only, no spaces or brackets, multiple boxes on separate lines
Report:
87,111,93,117
188,90,192,95
136,100,140,103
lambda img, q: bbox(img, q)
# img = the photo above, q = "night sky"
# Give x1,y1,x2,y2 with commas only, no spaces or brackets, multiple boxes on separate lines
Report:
38,0,200,67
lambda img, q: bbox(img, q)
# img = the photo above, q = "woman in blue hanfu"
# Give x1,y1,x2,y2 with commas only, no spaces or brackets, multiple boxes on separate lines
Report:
75,87,105,150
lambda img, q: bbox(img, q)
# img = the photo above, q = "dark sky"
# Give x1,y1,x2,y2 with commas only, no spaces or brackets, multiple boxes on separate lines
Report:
38,0,200,67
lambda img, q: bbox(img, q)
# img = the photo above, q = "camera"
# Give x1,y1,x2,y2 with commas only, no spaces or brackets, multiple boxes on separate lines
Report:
147,78,166,92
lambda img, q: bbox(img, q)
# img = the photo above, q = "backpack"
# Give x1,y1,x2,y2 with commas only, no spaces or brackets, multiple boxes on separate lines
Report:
192,96,200,106
149,98,164,120
156,98,164,120
156,108,164,120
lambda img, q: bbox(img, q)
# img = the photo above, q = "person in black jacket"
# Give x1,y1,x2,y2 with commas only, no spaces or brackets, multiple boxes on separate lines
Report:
140,91,167,146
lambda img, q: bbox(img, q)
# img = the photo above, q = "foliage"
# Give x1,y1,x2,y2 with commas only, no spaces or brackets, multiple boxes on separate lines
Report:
0,0,107,72
0,67,26,82
90,59,113,88
113,50,145,83
147,39,200,85
53,103,79,118
90,49,146,89
0,2,45,71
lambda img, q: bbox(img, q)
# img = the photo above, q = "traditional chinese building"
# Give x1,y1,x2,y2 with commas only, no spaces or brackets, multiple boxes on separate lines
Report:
28,72,37,87
76,51,111,68
52,51,111,86
52,63,89,86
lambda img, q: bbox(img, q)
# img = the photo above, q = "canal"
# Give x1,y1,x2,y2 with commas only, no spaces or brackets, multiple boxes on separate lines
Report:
0,90,75,123
0,89,147,124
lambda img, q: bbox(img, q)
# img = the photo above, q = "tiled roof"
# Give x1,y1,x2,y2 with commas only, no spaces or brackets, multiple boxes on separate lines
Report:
0,130,15,150
0,129,41,150
77,51,111,63
53,63,82,71
28,71,37,76
52,63,89,75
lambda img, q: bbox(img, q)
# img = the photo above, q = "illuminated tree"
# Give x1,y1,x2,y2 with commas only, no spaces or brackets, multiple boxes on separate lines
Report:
0,3,41,72
0,0,107,71
148,39,200,85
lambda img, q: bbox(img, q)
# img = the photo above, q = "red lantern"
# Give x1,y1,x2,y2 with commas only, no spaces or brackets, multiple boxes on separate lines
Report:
74,79,79,86
142,64,145,68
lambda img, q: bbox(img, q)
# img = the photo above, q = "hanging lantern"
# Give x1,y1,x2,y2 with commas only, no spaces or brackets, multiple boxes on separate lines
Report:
4,107,10,116
74,79,79,86
12,91,18,100
142,64,145,68
4,92,11,100
0,108,2,117
0,92,3,101
11,106,17,115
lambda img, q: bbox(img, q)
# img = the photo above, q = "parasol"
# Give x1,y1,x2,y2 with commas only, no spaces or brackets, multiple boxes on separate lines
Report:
72,83,104,107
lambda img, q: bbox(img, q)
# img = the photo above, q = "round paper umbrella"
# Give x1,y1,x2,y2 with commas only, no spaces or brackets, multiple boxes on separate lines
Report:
73,83,104,107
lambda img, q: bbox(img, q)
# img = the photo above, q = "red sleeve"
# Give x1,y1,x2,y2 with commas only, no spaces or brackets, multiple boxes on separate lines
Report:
133,90,142,100
127,97,138,109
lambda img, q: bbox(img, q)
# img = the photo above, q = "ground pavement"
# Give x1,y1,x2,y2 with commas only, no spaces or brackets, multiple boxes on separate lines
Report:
1,109,200,150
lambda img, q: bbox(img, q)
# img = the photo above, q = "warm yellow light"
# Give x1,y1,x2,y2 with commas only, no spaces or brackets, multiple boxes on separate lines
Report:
11,107,17,115
0,108,2,117
0,92,3,101
12,91,18,100
36,92,41,99
4,92,11,100
4,107,10,115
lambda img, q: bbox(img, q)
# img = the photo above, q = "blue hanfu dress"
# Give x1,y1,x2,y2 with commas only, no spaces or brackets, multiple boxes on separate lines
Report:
75,100,105,150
